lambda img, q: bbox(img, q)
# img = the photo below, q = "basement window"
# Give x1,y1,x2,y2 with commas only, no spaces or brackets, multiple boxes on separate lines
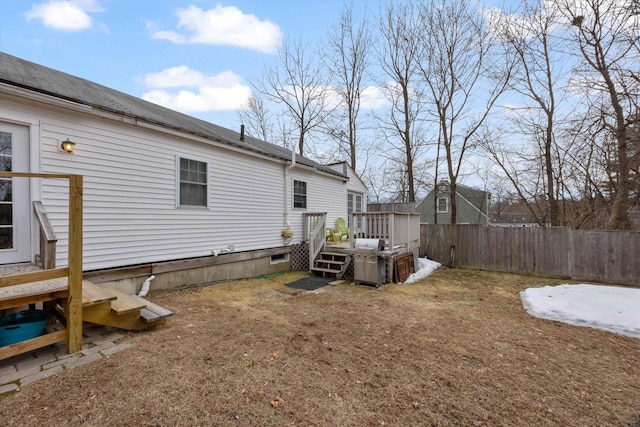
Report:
270,253,290,264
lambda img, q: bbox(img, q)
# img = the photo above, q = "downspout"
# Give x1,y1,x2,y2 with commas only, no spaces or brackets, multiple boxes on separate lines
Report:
137,275,155,297
282,150,296,243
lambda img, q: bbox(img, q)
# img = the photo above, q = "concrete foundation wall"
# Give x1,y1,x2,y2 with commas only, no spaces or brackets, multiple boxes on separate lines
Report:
150,257,291,292
86,247,294,295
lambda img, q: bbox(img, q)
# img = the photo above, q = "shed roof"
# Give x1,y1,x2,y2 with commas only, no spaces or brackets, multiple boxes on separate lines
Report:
0,51,345,179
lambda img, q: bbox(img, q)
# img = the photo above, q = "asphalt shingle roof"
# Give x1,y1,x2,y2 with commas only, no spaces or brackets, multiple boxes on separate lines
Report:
0,51,344,179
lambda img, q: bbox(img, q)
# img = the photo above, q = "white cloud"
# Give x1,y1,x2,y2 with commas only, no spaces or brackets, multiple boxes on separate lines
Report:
141,66,251,112
361,86,391,110
324,85,391,111
26,0,103,32
151,5,283,54
148,29,185,44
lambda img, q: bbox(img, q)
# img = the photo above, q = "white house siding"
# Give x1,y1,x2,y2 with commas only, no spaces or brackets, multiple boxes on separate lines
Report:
327,162,367,208
2,94,346,271
288,168,347,237
346,169,367,202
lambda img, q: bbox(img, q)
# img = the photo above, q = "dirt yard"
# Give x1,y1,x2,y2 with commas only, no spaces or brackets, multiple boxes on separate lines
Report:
2,268,639,426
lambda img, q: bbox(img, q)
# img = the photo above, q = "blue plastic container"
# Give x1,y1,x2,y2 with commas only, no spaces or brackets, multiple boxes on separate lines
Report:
0,310,49,346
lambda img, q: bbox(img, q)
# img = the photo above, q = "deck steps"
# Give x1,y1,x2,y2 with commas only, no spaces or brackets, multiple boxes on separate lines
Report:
133,296,174,323
311,251,351,280
81,282,172,330
81,280,118,308
1,278,172,331
319,251,351,257
1,276,173,360
97,287,146,316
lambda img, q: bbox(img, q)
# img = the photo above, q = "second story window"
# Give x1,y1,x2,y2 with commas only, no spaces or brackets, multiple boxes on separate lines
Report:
437,196,448,213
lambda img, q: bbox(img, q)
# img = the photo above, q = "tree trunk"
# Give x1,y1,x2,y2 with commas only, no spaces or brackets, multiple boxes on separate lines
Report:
450,181,457,225
545,121,559,226
404,86,416,202
298,133,304,156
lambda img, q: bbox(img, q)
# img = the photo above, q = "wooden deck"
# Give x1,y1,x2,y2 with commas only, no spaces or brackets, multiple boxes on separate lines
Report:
0,172,172,362
0,278,173,360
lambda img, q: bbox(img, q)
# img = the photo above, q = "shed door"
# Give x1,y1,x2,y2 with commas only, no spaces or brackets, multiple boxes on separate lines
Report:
0,122,31,264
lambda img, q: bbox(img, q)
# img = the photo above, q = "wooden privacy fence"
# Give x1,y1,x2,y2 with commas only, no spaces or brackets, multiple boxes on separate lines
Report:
421,224,640,286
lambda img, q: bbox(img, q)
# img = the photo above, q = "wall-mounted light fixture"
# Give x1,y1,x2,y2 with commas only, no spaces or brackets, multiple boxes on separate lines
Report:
61,138,76,153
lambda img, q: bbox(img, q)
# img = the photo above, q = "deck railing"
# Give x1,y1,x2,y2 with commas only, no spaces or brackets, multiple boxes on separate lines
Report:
303,212,326,270
33,201,57,269
350,212,420,252
0,172,83,359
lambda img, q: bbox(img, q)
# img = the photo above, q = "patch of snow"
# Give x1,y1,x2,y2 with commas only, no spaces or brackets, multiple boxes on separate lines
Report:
520,284,640,339
402,258,441,284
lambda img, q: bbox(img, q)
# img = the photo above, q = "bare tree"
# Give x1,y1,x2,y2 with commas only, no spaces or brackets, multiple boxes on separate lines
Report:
559,0,639,229
417,0,511,224
324,2,373,171
237,95,273,142
253,35,333,156
561,112,618,228
490,1,567,226
376,1,424,202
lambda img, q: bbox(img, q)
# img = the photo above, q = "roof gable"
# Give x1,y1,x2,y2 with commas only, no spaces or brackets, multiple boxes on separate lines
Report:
418,181,489,210
326,161,368,191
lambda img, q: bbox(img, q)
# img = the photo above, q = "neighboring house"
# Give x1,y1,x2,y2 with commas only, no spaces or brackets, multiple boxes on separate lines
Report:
0,52,349,291
416,181,490,225
326,161,367,232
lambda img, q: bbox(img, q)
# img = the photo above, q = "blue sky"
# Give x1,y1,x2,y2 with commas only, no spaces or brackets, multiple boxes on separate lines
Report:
0,0,365,130
3,0,604,199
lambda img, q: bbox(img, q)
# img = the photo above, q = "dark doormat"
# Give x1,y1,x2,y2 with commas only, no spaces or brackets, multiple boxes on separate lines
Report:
285,276,333,291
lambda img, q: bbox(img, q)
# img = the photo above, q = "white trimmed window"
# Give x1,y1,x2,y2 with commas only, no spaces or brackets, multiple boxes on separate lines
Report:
178,157,208,207
293,180,307,209
437,196,448,213
348,192,363,229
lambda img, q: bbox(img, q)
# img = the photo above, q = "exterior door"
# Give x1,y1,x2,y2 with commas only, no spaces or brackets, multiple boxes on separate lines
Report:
0,122,31,264
348,192,363,231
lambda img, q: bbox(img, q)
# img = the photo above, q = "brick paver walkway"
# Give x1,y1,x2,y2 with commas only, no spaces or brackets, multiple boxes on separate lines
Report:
0,323,132,394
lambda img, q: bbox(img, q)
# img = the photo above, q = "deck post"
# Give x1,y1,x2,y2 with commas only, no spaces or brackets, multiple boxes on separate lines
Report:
67,174,83,353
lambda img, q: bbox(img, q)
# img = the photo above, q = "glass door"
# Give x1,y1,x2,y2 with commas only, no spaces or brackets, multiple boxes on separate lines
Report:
0,122,30,264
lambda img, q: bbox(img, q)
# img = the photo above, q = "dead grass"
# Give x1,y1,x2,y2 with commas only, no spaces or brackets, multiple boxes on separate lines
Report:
2,268,639,426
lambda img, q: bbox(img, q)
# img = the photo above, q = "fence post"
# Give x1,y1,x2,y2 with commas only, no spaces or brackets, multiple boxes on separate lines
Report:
568,228,575,280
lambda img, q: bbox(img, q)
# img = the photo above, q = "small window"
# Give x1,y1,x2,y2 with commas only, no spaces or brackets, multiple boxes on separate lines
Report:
293,180,307,209
179,157,208,207
437,196,448,213
270,253,290,264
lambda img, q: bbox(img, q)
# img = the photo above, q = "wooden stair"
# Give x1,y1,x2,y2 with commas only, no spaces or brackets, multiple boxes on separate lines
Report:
1,277,172,360
79,281,172,331
0,278,172,332
310,251,351,280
